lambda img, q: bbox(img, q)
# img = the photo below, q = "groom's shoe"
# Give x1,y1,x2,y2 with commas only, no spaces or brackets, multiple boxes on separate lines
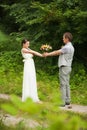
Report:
65,102,70,105
66,102,72,109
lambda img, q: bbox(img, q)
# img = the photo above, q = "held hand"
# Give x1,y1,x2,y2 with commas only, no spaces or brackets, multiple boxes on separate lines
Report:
40,53,45,57
41,54,45,57
43,52,49,57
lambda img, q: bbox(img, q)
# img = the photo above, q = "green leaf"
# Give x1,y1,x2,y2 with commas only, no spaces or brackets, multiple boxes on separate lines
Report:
1,103,18,115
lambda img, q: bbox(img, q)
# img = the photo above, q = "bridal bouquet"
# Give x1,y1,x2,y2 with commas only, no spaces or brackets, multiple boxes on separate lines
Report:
40,44,52,52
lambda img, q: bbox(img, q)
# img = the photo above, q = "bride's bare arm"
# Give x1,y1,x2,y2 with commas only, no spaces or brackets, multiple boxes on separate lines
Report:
30,50,43,57
22,48,43,57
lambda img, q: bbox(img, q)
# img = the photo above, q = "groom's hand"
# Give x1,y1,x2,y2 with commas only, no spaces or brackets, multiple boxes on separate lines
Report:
43,52,48,57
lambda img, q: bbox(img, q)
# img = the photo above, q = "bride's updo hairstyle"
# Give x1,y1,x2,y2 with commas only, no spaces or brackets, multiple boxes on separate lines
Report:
21,39,28,46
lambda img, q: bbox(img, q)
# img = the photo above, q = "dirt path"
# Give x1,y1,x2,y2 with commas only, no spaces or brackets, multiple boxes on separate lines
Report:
60,104,87,114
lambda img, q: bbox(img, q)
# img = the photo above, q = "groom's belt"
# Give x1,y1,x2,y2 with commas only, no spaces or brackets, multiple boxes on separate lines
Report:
61,65,66,67
60,65,71,68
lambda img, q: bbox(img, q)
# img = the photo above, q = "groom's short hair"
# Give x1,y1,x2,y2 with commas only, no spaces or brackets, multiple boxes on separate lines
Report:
63,32,73,42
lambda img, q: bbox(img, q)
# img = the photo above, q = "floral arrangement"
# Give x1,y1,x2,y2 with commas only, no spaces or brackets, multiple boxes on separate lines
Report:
40,44,52,52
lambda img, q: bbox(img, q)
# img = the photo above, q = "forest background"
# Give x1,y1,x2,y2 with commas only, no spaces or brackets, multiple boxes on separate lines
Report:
0,0,87,105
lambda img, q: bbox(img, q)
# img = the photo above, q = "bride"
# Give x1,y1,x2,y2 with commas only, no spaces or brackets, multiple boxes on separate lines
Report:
21,39,43,103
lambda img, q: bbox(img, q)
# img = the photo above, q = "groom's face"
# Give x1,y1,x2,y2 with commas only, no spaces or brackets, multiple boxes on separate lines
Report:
63,36,69,44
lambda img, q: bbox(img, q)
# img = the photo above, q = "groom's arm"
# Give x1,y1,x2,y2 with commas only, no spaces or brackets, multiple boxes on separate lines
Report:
43,50,62,57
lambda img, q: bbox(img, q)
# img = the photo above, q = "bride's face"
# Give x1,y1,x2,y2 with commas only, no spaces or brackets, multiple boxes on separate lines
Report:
26,41,30,47
24,41,30,48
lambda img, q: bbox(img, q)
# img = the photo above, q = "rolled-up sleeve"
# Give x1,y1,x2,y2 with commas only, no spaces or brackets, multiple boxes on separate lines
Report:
60,46,69,54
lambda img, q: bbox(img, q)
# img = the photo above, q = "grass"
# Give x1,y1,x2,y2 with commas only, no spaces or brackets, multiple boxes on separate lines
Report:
0,67,87,105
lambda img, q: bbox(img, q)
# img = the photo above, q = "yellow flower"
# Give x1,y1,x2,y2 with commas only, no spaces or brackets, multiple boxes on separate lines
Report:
40,44,52,52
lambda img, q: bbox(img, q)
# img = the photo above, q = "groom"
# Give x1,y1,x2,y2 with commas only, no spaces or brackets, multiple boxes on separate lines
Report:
43,32,74,107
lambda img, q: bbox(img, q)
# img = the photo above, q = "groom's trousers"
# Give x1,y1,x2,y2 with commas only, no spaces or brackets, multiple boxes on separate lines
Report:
59,66,71,105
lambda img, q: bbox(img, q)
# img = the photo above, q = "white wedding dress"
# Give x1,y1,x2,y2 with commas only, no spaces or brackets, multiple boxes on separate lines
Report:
21,49,40,102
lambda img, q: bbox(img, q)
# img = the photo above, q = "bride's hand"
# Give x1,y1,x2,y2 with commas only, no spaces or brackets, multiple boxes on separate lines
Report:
43,52,48,57
41,54,44,57
41,53,45,57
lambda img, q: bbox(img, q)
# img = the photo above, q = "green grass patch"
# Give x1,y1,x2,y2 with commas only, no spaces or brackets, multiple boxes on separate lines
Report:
0,66,87,105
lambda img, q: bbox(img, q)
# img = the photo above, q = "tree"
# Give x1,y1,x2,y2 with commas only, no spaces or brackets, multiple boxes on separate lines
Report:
0,0,87,66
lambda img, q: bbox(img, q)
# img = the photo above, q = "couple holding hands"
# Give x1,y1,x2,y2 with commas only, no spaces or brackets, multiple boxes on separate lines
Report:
21,32,74,107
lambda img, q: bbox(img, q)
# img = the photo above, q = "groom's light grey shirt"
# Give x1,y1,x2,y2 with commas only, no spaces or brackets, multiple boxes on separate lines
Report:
58,42,74,68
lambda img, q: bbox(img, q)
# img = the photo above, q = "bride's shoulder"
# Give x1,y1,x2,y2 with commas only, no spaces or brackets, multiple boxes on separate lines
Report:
21,48,27,50
21,48,27,53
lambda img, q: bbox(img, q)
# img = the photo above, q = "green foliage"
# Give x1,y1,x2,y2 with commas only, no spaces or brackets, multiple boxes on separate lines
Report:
1,95,41,116
0,30,9,42
70,62,87,105
48,114,86,130
1,94,87,130
1,0,87,46
0,70,22,95
71,63,87,85
0,0,87,69
0,51,22,71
